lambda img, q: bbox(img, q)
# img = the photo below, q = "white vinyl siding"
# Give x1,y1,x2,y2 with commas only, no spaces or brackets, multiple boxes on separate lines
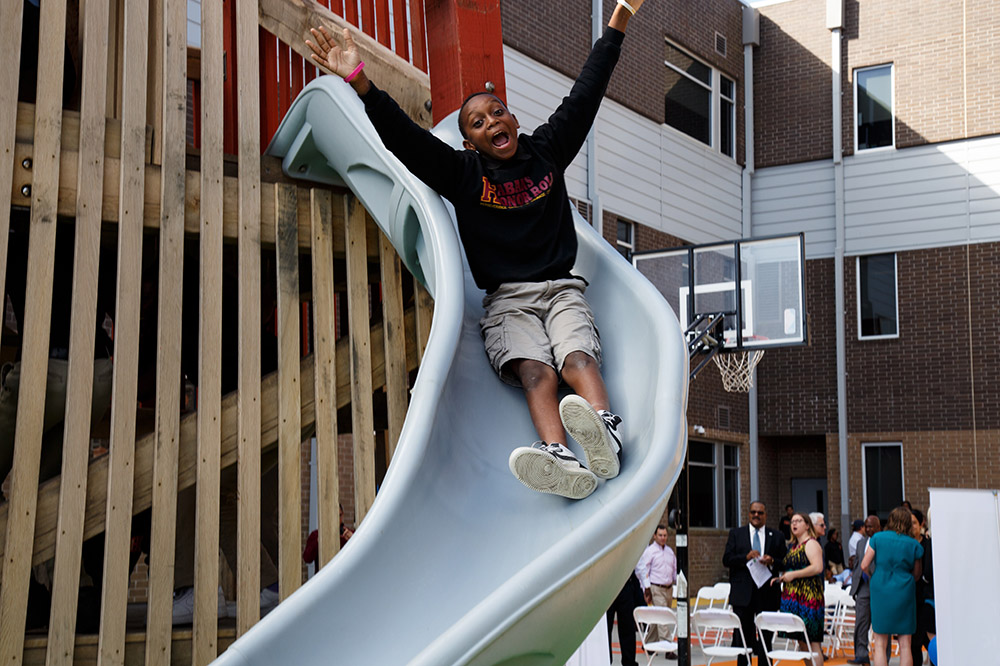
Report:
751,134,1000,259
505,48,744,245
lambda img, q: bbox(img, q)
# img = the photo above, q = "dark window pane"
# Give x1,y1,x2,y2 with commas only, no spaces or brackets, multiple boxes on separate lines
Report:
665,69,711,145
724,467,739,528
857,66,893,150
864,445,903,522
721,98,734,157
617,220,632,244
721,76,734,100
689,441,714,464
665,43,711,85
724,445,738,467
690,465,716,527
859,254,898,336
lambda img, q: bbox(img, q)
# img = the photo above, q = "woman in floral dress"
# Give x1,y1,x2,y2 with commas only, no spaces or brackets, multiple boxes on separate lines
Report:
772,512,825,662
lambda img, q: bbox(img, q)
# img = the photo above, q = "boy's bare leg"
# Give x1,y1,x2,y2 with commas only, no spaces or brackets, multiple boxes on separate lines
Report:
560,351,609,411
507,358,565,444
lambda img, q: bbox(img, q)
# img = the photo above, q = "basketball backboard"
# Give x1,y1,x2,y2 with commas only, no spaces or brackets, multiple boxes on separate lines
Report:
632,233,806,351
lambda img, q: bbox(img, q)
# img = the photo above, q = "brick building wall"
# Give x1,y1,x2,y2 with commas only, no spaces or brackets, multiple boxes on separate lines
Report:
753,0,834,168
757,258,838,435
754,0,1000,168
501,0,747,165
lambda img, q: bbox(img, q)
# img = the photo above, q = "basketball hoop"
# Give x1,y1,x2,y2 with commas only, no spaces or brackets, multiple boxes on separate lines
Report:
712,349,765,392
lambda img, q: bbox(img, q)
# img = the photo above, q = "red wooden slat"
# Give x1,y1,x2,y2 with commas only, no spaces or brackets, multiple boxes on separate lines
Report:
192,80,201,148
391,0,410,61
375,0,390,47
409,0,428,72
345,0,357,26
305,65,317,83
260,27,280,152
291,52,305,99
360,0,375,36
223,0,238,153
279,41,292,116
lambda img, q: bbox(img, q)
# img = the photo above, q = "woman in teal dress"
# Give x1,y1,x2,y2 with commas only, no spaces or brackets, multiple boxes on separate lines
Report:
772,512,825,660
861,506,924,666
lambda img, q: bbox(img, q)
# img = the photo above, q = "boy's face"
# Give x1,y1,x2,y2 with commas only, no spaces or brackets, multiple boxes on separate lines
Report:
460,94,520,161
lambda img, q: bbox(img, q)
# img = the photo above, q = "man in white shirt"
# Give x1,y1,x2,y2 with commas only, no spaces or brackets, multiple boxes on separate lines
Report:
635,524,676,645
848,518,865,568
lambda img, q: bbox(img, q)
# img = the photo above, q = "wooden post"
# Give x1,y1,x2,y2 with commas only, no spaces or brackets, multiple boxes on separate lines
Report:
423,0,505,123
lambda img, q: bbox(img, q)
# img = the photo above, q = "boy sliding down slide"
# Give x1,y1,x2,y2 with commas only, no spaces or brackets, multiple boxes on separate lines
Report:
306,0,643,499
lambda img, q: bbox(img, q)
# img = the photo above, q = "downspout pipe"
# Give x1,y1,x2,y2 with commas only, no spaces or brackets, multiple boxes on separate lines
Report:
828,0,850,551
587,0,603,234
742,5,760,500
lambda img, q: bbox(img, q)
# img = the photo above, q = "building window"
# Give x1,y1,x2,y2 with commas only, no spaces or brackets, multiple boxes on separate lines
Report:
689,441,740,528
663,40,736,159
855,64,894,151
862,442,904,522
616,220,634,260
857,254,898,339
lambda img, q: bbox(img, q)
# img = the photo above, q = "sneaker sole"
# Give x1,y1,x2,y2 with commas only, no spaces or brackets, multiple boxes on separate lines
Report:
560,395,620,480
508,448,598,500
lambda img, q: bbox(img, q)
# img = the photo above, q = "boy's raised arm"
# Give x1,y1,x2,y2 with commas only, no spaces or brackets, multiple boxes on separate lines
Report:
608,0,643,33
306,26,372,96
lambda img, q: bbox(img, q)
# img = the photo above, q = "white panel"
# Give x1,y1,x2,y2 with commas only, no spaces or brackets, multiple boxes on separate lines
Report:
751,161,836,258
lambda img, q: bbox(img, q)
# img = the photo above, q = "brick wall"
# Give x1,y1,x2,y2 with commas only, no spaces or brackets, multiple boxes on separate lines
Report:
501,0,747,164
757,258,838,434
844,429,1000,520
754,0,833,168
754,0,1000,168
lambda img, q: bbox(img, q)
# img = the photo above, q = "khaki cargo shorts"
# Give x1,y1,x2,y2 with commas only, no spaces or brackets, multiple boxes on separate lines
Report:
479,277,602,387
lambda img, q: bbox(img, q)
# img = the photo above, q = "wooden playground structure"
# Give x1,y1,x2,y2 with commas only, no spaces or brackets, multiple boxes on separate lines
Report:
0,0,506,662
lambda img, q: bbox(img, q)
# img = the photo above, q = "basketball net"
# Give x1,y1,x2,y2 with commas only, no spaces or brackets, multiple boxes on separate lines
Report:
712,349,765,392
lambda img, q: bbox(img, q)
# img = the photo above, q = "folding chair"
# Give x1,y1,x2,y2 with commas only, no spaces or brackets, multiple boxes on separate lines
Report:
691,608,753,666
754,611,822,666
633,606,678,666
712,581,731,609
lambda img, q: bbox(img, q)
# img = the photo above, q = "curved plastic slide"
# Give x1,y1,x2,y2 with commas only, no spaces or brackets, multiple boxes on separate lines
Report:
213,76,689,665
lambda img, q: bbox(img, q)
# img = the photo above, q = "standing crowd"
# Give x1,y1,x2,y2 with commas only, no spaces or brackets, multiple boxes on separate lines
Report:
721,501,933,666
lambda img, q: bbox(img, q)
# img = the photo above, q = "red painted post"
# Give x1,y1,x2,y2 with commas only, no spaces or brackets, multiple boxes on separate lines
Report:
423,0,505,123
223,0,238,154
409,0,428,72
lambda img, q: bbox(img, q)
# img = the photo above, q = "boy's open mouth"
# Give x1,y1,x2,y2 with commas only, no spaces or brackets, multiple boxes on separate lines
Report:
491,132,510,149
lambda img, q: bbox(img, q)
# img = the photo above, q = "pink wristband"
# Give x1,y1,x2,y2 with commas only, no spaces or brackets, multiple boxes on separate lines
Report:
344,61,365,83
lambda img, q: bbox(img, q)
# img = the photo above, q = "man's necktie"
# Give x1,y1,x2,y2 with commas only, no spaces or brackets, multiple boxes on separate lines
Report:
753,529,762,554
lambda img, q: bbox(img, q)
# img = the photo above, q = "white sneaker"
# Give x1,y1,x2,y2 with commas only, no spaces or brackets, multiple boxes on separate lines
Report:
559,395,622,480
508,441,598,500
172,586,227,624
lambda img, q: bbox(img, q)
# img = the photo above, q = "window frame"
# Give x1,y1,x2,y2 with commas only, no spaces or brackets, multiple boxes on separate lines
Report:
861,442,905,521
854,63,896,153
689,440,741,529
856,253,900,340
616,219,634,260
663,38,737,160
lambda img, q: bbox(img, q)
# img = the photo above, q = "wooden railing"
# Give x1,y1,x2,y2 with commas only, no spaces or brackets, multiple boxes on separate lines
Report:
0,0,432,664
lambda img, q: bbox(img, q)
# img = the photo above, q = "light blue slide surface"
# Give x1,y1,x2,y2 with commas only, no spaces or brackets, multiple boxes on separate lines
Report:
213,76,689,665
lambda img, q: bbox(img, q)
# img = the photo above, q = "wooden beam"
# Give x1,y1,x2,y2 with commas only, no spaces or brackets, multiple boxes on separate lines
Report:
235,0,262,637
0,1,25,347
257,0,432,128
44,0,111,660
99,0,151,659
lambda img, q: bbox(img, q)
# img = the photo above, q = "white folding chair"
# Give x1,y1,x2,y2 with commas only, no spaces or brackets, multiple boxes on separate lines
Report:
712,582,731,609
633,606,678,666
691,608,753,666
823,585,848,657
754,611,822,666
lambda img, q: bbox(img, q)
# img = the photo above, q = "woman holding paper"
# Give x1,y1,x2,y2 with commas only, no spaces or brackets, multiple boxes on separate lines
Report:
772,512,825,658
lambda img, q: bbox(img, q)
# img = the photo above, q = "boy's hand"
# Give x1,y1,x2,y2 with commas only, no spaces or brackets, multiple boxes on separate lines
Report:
306,26,361,79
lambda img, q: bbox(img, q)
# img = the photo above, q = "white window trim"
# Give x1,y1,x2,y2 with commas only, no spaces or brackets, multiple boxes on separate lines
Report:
856,254,900,340
690,440,741,528
663,39,737,160
860,442,905,519
853,63,896,154
616,219,634,257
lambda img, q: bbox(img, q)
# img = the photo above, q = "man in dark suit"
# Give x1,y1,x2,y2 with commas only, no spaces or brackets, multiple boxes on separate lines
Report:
723,501,787,666
848,515,881,665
